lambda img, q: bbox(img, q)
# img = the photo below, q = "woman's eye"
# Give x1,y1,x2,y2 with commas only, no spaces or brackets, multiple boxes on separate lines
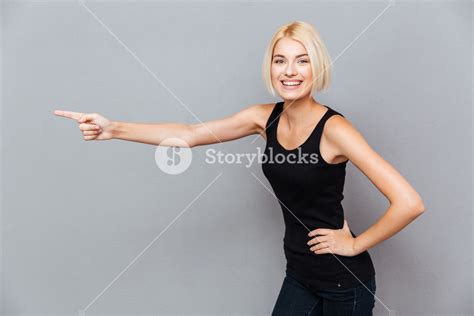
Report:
273,59,308,64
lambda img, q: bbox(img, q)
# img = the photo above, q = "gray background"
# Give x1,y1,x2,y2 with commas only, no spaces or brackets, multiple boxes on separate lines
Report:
1,0,472,315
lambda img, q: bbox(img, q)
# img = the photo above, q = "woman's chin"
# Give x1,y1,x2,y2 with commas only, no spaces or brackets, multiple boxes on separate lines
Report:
277,89,310,101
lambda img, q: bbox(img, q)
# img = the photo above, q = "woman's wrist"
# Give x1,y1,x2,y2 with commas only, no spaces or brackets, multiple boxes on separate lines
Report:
352,237,365,256
110,121,120,139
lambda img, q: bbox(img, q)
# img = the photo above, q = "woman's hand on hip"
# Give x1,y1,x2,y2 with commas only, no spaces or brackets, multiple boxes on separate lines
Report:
307,219,358,257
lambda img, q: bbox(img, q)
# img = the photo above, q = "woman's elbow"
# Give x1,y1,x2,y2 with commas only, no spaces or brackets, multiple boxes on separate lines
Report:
408,195,426,215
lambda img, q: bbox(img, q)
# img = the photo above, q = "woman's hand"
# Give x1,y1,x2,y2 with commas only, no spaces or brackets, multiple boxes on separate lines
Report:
54,110,114,141
307,219,358,257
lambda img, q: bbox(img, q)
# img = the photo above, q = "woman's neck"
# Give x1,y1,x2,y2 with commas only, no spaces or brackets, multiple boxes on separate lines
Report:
282,97,325,129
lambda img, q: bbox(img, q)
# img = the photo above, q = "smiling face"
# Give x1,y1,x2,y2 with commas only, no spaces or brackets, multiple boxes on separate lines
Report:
271,37,314,101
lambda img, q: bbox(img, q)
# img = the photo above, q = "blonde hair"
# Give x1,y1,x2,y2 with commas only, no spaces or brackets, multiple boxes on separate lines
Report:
262,21,333,97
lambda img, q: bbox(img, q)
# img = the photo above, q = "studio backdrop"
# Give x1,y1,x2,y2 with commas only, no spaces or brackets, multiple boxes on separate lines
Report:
1,1,472,315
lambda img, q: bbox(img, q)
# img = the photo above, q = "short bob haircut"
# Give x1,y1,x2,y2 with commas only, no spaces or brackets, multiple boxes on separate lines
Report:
262,21,333,97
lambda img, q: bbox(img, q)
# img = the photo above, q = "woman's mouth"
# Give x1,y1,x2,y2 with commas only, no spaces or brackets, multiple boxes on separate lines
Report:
281,80,303,90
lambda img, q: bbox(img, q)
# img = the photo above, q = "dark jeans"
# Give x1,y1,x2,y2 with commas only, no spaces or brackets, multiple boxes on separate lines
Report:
272,273,376,316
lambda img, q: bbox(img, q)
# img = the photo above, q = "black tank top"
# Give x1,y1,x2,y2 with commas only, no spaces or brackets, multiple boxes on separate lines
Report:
261,101,375,291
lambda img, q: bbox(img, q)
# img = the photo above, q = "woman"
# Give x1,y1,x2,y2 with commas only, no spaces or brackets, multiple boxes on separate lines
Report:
54,21,425,315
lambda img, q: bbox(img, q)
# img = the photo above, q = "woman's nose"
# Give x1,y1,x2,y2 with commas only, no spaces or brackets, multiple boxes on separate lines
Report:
285,62,297,76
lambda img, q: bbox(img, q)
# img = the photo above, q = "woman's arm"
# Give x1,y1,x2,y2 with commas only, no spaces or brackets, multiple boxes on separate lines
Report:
112,104,268,147
54,103,271,147
307,115,425,256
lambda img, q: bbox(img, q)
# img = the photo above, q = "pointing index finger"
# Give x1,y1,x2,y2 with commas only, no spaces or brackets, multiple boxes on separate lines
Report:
53,110,84,121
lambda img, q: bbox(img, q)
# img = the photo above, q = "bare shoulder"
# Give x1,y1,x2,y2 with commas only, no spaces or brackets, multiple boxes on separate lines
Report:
323,111,355,143
250,102,277,139
235,102,275,136
322,110,372,163
319,110,356,161
325,111,351,130
247,102,275,117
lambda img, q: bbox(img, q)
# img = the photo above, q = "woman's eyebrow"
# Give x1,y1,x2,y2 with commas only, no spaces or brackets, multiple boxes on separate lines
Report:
272,54,308,58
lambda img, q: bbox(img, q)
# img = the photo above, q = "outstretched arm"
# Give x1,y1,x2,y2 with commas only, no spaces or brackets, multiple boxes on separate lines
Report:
54,104,269,148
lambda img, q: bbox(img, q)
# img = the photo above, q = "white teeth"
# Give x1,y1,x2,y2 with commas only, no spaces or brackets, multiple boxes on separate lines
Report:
282,81,302,86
